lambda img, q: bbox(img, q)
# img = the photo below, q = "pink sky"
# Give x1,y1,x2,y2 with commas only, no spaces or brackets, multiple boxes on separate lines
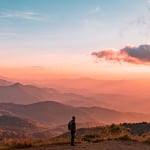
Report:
1,0,150,83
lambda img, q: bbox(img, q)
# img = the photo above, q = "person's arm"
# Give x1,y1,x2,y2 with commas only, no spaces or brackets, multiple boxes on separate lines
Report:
74,122,76,133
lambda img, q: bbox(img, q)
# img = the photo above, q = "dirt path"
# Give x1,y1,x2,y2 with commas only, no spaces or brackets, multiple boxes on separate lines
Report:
12,140,150,150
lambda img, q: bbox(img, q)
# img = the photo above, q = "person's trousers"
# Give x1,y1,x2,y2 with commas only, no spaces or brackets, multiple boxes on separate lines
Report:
71,131,75,145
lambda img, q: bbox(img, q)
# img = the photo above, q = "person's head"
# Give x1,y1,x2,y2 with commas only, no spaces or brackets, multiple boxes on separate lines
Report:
72,116,75,121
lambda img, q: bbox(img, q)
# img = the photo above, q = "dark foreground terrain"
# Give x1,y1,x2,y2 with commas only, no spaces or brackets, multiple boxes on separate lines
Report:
11,141,150,150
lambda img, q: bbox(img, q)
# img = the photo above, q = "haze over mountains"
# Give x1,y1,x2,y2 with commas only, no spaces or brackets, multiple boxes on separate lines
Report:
0,79,12,86
35,78,150,113
0,101,149,127
0,78,150,138
0,78,150,113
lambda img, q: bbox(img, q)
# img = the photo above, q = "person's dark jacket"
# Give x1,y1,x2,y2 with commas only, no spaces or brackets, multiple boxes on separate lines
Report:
70,119,76,133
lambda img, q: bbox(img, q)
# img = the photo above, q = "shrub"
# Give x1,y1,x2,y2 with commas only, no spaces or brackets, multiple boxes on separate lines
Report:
82,134,100,142
117,134,132,141
143,136,150,144
5,139,33,149
81,124,133,143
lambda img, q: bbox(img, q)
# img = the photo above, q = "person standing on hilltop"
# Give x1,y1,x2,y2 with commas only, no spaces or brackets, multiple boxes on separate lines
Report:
68,116,76,146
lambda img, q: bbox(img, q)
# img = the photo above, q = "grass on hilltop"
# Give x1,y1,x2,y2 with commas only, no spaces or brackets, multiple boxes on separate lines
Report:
1,124,150,149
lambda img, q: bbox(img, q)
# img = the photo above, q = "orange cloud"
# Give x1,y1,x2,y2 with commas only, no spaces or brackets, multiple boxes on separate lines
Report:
91,44,150,65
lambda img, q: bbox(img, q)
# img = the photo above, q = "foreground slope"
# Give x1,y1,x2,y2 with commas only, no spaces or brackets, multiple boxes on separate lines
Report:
12,141,150,150
0,115,54,139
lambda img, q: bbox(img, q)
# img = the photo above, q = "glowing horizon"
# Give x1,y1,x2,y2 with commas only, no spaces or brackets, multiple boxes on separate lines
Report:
0,0,150,81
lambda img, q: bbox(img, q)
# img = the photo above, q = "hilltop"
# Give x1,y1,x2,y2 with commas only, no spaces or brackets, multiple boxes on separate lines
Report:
2,123,150,150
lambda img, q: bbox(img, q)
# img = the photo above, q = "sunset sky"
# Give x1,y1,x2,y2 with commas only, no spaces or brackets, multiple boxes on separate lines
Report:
0,0,150,80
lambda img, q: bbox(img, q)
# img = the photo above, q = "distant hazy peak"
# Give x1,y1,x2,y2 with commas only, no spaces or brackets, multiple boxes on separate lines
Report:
0,79,12,86
10,82,23,87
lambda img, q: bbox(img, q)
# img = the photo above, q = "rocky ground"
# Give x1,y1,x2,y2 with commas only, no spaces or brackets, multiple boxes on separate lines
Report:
12,140,150,150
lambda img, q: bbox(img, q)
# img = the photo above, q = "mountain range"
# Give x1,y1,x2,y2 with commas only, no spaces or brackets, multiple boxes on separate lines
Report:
0,101,149,127
0,82,100,106
0,79,12,86
0,78,150,139
0,79,150,138
1,77,150,112
0,78,150,113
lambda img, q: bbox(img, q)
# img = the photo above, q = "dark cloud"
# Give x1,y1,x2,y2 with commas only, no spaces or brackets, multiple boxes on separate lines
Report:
91,44,150,65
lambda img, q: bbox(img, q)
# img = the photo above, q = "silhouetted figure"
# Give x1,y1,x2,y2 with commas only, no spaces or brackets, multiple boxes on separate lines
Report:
68,116,76,146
